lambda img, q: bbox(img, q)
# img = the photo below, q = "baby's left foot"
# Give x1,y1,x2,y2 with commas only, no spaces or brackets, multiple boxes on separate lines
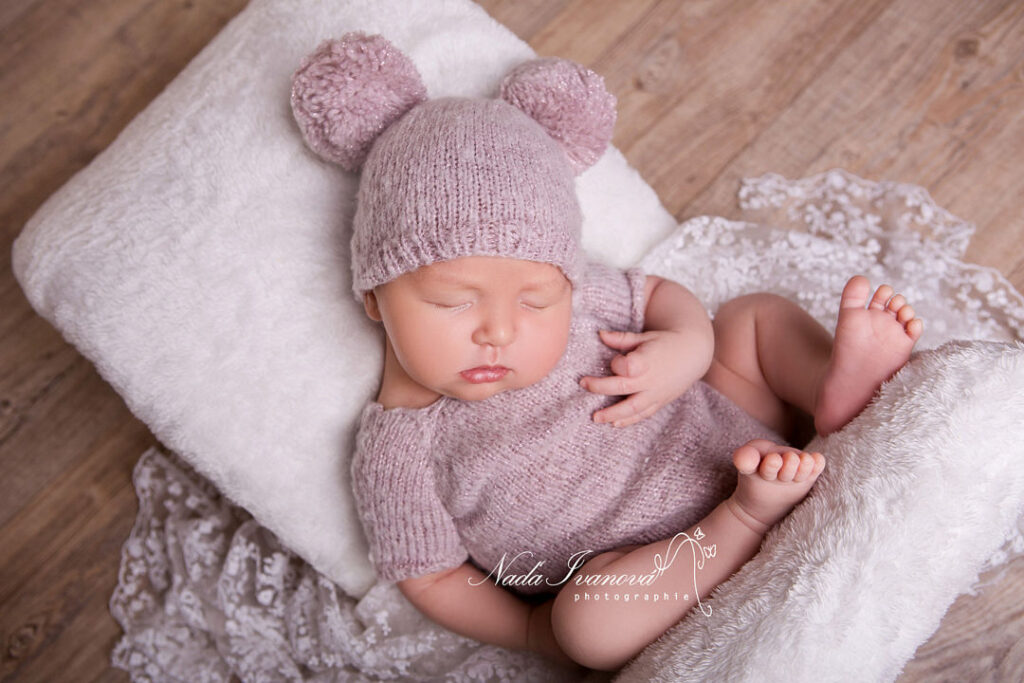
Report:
814,276,923,436
728,440,826,533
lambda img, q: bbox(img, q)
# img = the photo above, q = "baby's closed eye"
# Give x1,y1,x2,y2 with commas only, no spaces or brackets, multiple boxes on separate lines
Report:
428,300,472,312
520,297,554,310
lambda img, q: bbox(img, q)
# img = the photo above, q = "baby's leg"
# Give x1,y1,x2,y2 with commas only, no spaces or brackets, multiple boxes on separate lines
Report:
704,277,923,438
549,441,825,671
703,292,831,438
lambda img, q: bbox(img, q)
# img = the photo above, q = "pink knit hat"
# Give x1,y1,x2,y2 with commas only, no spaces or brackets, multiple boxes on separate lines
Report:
290,33,616,298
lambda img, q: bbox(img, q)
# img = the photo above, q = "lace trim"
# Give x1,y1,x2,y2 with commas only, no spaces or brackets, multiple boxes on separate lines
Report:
641,169,1024,348
109,447,582,682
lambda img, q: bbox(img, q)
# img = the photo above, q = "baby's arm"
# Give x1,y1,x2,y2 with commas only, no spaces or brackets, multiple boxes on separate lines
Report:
398,563,578,667
583,275,714,427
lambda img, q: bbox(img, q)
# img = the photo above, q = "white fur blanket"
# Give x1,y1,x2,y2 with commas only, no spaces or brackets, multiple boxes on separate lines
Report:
11,0,1024,679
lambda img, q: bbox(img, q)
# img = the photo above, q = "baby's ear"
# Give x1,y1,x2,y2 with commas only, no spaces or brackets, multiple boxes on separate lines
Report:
363,290,382,321
290,32,427,171
500,58,617,174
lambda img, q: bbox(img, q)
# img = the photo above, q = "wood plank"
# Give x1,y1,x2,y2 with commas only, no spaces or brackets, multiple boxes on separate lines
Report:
679,0,1024,291
0,0,249,240
899,556,1024,680
1,0,245,679
471,0,573,44
0,417,149,680
0,338,137,530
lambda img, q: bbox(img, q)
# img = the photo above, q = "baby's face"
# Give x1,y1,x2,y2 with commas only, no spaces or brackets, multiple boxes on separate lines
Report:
369,256,573,401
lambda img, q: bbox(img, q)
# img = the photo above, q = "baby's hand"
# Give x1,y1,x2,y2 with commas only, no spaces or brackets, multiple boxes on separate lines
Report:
580,328,702,428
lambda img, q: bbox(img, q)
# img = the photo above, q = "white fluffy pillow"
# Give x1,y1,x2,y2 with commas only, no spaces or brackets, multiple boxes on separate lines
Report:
11,0,675,597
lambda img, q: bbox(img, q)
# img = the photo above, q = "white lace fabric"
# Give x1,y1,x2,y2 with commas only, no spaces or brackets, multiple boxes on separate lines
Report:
109,171,1024,681
110,449,580,682
641,170,1024,348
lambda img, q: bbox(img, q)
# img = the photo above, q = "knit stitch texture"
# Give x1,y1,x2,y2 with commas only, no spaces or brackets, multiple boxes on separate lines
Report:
349,97,584,296
289,33,618,299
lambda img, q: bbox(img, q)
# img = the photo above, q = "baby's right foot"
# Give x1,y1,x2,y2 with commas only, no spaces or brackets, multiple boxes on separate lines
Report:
726,439,826,534
814,276,924,436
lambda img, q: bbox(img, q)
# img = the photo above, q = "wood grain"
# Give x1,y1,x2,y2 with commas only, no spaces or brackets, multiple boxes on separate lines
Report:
1,1,247,680
2,0,1022,679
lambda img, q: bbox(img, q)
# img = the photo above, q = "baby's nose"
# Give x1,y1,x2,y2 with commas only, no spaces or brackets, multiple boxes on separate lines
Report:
472,307,515,347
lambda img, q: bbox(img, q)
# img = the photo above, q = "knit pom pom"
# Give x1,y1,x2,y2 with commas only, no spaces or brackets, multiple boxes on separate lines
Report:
500,58,616,174
290,33,427,172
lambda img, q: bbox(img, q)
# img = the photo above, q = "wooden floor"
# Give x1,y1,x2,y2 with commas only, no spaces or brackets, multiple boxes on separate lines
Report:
2,0,1023,680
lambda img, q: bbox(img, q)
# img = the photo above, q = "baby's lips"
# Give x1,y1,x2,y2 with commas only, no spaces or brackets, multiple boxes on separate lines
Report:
460,366,509,383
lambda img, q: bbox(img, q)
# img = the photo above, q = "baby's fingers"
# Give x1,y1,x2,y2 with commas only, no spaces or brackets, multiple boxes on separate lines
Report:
610,352,647,378
598,329,651,352
579,372,639,397
592,394,660,428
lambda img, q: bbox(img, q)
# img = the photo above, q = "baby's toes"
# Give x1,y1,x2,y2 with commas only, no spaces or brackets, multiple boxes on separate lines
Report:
885,294,906,317
758,452,784,481
811,452,826,476
897,305,921,331
840,275,871,309
732,443,762,475
775,451,803,482
892,301,924,342
791,452,823,482
869,284,894,311
906,317,924,341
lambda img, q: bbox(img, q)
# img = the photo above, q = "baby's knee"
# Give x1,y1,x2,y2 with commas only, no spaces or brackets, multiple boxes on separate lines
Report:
550,589,627,670
718,291,790,316
714,292,793,331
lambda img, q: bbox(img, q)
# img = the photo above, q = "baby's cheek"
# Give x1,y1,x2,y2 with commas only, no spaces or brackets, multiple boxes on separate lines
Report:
535,319,571,370
402,321,459,369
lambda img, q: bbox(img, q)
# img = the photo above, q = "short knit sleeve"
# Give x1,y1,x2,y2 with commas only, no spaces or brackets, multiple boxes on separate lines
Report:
351,402,469,582
576,258,647,332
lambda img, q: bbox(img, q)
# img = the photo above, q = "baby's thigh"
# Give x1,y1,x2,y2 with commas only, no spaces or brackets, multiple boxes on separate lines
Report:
705,294,776,401
556,543,645,595
709,293,783,379
705,293,794,432
579,544,644,573
550,542,674,669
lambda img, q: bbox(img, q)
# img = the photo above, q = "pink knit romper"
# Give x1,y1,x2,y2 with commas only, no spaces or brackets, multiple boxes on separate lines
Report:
351,260,784,596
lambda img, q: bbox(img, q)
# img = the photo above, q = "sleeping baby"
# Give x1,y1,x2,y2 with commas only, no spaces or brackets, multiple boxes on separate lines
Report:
291,34,923,671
